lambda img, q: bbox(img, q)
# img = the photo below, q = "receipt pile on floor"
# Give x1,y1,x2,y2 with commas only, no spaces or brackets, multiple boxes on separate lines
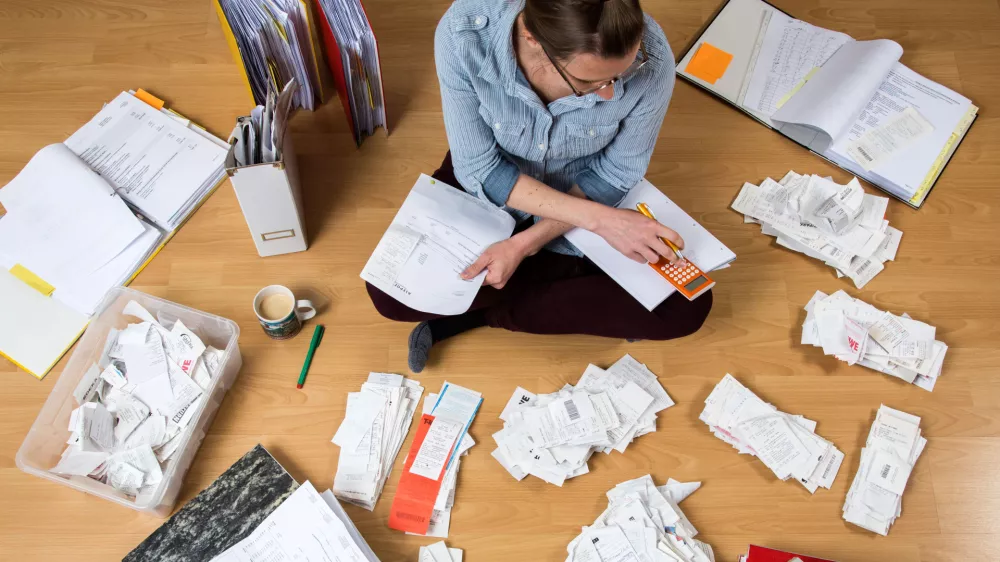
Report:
331,372,424,510
492,355,674,486
843,405,926,535
565,475,713,562
700,374,843,494
733,172,902,288
802,290,947,391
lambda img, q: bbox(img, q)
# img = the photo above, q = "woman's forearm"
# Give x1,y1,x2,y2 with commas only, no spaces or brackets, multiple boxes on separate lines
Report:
505,174,609,231
507,184,590,255
509,218,574,256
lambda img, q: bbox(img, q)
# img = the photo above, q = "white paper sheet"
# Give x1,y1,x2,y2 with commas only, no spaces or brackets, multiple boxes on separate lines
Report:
65,92,228,231
771,39,903,151
565,179,736,310
211,482,373,562
360,174,516,315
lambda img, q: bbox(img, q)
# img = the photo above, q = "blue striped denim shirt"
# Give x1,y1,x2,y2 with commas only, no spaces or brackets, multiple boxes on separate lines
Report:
434,0,675,255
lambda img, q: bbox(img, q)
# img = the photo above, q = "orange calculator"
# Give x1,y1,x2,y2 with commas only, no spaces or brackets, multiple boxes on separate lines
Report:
649,257,715,301
635,201,715,301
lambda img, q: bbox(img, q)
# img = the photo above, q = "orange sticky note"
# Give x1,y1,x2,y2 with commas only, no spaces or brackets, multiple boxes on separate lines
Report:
685,42,733,85
134,89,165,110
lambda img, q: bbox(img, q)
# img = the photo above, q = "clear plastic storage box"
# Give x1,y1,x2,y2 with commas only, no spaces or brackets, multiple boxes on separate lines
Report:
16,287,242,517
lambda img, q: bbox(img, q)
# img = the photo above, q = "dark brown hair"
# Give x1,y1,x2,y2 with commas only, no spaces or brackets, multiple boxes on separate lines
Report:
522,0,645,61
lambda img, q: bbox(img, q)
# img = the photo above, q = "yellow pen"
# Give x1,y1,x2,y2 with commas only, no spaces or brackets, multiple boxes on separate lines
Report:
636,202,685,261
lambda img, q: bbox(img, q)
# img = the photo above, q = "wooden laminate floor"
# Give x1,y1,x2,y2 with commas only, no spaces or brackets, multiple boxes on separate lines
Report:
2,0,999,560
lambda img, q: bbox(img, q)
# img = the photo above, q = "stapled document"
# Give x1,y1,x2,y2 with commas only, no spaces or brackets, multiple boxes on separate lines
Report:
847,107,934,171
361,174,516,315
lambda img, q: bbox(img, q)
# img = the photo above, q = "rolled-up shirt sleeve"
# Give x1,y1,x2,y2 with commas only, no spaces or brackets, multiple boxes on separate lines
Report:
434,14,520,208
574,65,674,207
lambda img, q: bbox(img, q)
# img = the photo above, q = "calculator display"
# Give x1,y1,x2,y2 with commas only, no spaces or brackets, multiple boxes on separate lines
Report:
684,276,709,291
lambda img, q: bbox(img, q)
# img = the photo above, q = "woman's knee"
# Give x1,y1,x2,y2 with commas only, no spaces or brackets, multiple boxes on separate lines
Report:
651,289,714,340
366,283,419,322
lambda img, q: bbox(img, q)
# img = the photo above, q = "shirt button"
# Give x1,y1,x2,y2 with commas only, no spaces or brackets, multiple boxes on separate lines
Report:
538,143,545,150
494,122,500,129
474,17,482,25
589,129,595,136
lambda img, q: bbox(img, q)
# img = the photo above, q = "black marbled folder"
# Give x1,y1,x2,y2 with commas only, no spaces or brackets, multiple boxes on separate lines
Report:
124,444,299,562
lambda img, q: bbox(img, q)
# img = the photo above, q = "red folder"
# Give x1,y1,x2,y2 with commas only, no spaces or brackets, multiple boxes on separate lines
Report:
388,414,454,535
310,0,389,146
747,545,836,562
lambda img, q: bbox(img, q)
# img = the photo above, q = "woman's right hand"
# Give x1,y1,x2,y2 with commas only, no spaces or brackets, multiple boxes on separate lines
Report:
592,207,685,264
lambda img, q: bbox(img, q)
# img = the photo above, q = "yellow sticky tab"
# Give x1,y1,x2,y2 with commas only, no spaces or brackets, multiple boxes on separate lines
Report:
911,105,979,205
266,8,289,43
135,89,165,110
11,264,55,296
685,43,734,85
776,67,819,109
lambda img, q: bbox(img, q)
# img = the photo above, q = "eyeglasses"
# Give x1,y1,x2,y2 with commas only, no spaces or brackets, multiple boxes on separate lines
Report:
541,41,649,97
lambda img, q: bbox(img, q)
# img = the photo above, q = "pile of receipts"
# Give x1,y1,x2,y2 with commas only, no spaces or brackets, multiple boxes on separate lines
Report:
732,172,902,288
843,405,926,536
492,355,674,487
802,290,947,391
419,540,464,562
565,475,714,562
389,382,482,538
331,372,424,510
699,374,843,494
56,301,226,496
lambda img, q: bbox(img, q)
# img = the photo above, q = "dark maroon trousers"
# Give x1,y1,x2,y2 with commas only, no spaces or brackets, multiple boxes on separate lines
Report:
365,154,713,341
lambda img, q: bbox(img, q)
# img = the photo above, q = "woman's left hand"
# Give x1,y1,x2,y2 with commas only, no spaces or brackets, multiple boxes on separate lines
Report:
461,238,529,289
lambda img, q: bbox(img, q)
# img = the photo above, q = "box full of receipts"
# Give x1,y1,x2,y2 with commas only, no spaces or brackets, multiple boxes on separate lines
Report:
225,129,308,257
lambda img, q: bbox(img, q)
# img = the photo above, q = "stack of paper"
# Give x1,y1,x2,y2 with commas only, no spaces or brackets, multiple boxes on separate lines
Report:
65,91,229,232
55,301,226,496
331,372,424,510
699,374,843,493
361,174,516,315
211,481,379,562
564,475,714,562
492,355,674,486
0,143,163,317
565,179,736,311
802,290,947,391
315,0,386,145
843,405,926,536
229,79,299,167
389,382,482,538
419,540,463,562
216,0,323,110
732,171,902,289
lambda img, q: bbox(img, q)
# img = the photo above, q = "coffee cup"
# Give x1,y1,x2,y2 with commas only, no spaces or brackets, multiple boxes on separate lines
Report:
253,285,316,339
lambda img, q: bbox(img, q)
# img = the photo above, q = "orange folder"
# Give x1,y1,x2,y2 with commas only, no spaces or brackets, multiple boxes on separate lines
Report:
388,414,454,534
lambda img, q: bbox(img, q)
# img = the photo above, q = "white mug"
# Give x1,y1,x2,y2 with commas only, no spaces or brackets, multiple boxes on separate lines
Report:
253,285,316,339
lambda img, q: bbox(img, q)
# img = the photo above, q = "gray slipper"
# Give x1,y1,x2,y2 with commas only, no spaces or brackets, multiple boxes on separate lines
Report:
408,321,434,373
